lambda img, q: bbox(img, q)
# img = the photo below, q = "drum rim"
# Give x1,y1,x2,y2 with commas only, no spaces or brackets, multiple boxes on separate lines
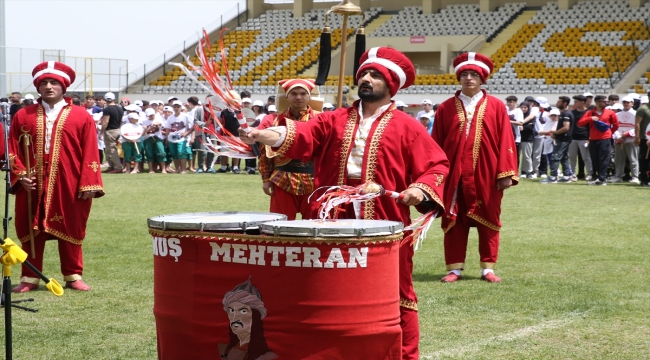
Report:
259,219,404,238
147,211,288,231
149,228,403,244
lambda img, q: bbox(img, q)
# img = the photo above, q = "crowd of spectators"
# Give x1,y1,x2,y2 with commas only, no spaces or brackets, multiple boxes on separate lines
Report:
3,89,650,186
397,92,650,186
504,92,650,186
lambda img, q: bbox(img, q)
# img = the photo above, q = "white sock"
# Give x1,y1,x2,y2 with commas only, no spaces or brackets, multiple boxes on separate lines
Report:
220,165,227,170
448,269,461,276
482,268,494,276
233,166,239,170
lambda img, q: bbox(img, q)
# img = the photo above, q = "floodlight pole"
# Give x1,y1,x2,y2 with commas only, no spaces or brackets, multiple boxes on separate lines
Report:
0,0,7,97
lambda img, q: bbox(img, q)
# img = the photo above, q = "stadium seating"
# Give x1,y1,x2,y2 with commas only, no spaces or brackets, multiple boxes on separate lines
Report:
137,0,650,96
371,3,526,40
144,7,381,95
484,0,650,94
630,66,650,94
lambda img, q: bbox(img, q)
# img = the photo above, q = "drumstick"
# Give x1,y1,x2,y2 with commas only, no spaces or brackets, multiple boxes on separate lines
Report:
361,182,405,200
236,112,250,133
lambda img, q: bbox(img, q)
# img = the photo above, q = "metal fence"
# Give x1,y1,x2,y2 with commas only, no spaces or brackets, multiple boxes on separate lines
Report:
4,46,128,97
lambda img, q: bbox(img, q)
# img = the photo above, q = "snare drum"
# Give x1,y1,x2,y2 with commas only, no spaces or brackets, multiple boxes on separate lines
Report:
148,211,285,234
150,216,404,360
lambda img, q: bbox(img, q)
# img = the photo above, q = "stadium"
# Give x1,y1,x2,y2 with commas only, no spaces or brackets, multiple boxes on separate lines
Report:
126,0,648,109
0,1,649,359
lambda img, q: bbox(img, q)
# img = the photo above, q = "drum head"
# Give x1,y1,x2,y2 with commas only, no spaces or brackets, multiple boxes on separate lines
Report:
260,219,404,238
120,123,144,141
148,212,287,232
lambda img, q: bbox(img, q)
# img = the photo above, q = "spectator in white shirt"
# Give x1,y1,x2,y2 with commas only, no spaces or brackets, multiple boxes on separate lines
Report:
164,100,193,174
610,96,639,183
416,99,434,120
506,95,523,162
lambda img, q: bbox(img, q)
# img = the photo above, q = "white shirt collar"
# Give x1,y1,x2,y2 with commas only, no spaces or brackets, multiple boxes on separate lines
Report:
358,101,392,121
458,91,483,104
42,98,68,113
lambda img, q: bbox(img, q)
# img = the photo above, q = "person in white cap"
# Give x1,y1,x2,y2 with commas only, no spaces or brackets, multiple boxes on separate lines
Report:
433,52,518,284
142,107,167,174
634,92,650,185
583,92,595,109
241,97,252,109
241,47,449,359
322,102,335,112
165,100,194,173
394,100,408,112
416,99,434,120
22,94,35,107
610,96,639,183
267,105,277,114
100,91,125,173
532,96,551,178
9,61,104,293
538,108,560,181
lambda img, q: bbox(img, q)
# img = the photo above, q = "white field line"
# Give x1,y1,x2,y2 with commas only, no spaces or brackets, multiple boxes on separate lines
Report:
421,312,586,359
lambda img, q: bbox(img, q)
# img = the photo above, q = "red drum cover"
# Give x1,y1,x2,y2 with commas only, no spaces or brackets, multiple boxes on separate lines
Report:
151,222,403,359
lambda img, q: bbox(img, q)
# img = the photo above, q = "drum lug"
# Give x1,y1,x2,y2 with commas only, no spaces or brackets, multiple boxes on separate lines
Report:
273,226,280,236
241,222,248,232
355,228,365,238
200,223,205,232
312,227,320,237
389,225,396,234
162,221,168,231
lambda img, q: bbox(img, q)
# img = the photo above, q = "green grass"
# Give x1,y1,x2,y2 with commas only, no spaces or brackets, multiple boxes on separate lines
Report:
1,173,648,359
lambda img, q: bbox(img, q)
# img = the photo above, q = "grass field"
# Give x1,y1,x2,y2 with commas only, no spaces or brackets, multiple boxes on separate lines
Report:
0,172,648,359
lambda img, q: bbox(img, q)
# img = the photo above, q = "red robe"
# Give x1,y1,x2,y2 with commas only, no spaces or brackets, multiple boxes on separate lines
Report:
268,100,449,359
269,101,448,223
432,90,518,235
9,98,105,245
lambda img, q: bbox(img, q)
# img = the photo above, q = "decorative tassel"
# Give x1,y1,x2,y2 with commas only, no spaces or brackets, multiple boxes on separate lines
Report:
353,27,365,77
402,210,438,250
309,181,439,250
315,26,332,85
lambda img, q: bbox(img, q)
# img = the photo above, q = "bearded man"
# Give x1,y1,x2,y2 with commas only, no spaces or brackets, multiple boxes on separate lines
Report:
241,47,449,360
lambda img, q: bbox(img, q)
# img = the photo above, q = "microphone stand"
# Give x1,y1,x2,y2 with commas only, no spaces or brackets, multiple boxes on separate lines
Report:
0,103,65,360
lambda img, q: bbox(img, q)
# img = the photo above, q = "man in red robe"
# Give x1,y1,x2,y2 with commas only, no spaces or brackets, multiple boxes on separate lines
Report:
241,47,449,360
257,79,321,220
432,52,519,283
9,61,104,293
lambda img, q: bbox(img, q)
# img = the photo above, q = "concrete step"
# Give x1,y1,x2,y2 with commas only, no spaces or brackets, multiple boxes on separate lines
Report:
479,10,538,57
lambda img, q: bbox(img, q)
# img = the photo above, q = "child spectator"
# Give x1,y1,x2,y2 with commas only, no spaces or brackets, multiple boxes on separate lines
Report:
121,113,144,174
165,101,193,174
142,108,167,174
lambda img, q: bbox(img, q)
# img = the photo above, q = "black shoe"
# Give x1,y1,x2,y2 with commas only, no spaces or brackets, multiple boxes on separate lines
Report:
232,168,241,174
216,166,231,173
247,169,256,175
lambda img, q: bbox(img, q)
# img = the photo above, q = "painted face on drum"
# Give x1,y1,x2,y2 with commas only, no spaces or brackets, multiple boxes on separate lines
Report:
227,301,253,337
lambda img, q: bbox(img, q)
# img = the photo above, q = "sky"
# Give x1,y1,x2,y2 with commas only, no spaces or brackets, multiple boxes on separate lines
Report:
5,0,245,73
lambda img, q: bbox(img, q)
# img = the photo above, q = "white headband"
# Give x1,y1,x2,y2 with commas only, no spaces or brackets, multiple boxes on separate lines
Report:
357,47,407,89
33,61,71,83
454,52,491,74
